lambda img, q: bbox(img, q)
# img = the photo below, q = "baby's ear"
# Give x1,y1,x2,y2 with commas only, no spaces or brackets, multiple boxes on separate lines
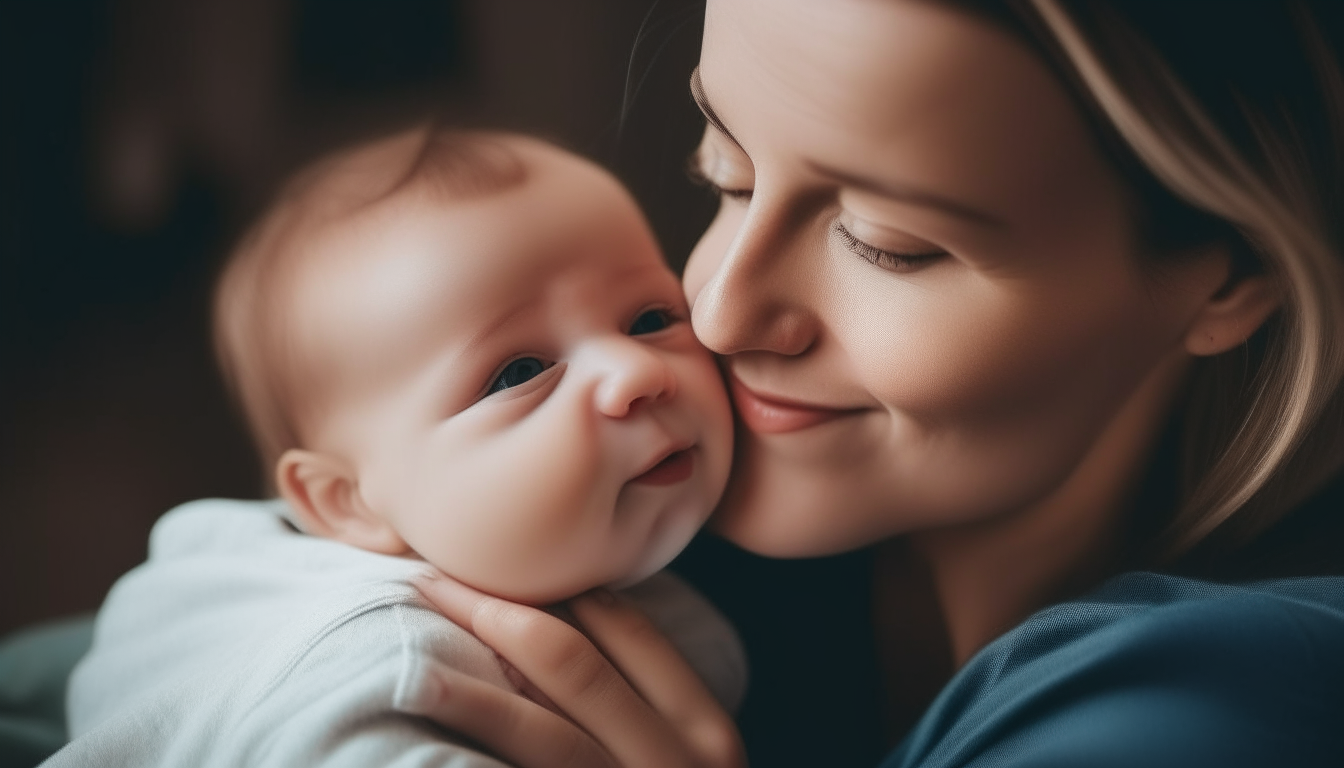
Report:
275,449,408,555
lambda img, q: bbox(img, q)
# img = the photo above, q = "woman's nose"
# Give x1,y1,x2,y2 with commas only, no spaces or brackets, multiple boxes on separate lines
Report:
684,196,818,357
590,338,678,418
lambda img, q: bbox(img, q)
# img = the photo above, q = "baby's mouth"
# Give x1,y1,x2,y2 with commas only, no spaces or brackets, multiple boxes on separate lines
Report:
630,448,694,486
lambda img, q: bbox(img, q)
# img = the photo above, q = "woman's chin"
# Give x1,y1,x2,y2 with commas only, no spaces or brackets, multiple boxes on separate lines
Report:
708,476,875,559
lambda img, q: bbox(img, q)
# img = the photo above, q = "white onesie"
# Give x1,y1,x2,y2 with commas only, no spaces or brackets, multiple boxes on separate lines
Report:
46,498,747,767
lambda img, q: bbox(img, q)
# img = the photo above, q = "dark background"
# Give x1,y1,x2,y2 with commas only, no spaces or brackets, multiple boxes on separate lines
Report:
0,1,885,764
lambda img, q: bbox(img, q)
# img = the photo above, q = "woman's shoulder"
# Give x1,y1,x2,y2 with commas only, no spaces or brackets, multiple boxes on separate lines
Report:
886,572,1344,768
1012,571,1344,658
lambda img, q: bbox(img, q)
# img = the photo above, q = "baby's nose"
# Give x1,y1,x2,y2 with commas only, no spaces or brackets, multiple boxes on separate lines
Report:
591,338,678,418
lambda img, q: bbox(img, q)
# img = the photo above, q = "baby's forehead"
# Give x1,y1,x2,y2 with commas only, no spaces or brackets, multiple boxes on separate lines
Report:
290,141,664,366
332,142,650,278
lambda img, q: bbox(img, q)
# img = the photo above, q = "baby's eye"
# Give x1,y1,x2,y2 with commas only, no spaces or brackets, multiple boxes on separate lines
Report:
629,309,673,336
487,357,550,395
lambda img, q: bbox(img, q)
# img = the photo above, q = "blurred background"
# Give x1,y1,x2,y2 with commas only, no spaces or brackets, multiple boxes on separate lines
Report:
0,0,716,636
0,1,886,764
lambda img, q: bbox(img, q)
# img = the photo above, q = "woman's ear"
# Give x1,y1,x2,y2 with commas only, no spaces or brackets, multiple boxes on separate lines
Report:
1184,272,1281,356
275,449,409,555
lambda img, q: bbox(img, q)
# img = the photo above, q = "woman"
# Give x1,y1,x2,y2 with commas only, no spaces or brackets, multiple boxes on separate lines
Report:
414,0,1344,765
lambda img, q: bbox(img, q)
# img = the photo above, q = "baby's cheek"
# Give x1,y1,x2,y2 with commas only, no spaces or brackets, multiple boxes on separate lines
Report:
420,415,609,599
693,374,736,496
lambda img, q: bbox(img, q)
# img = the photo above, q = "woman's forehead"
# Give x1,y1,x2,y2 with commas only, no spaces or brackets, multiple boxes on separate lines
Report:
701,0,1013,123
699,0,1125,248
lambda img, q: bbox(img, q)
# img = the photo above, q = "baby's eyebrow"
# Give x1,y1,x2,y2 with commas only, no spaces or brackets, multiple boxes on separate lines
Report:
458,302,524,358
690,67,744,150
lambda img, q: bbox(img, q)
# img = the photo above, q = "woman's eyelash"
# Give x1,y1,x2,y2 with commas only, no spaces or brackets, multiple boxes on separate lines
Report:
686,159,753,201
834,222,944,272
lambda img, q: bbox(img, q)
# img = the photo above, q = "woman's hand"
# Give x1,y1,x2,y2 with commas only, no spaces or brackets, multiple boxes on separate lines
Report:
412,572,747,768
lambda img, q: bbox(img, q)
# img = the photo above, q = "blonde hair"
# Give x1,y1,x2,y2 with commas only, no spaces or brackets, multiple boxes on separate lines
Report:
214,127,527,479
997,0,1344,561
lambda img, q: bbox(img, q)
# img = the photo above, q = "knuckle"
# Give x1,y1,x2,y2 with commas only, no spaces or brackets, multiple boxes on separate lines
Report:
557,643,617,700
514,615,592,672
478,601,581,656
504,608,555,645
469,594,516,636
494,609,621,701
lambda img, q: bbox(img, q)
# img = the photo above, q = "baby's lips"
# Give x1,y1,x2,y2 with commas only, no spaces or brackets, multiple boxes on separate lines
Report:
629,447,695,486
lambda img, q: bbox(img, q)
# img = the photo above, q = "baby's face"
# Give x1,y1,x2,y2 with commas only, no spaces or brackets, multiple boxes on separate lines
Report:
304,141,733,604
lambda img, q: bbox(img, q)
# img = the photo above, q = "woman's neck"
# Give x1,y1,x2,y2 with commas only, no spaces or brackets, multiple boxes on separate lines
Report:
906,350,1192,667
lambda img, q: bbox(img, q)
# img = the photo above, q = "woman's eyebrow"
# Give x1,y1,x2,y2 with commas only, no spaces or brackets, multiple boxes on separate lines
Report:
690,67,744,149
807,161,1009,230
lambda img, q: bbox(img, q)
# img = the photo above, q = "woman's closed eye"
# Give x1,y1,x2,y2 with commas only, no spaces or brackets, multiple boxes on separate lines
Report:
834,222,945,273
687,153,752,202
487,356,552,395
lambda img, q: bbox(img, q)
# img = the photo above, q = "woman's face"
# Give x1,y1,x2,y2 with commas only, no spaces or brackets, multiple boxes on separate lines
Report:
686,0,1222,557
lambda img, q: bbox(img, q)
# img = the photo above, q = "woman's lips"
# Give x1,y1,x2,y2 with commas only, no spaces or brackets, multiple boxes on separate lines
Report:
729,376,863,434
630,448,694,486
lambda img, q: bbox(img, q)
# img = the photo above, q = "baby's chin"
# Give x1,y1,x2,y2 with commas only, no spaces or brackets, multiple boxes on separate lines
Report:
603,500,710,591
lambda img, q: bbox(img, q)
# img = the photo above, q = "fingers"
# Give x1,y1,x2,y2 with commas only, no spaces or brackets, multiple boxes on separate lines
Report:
495,651,563,715
419,661,616,768
570,590,747,768
413,573,705,768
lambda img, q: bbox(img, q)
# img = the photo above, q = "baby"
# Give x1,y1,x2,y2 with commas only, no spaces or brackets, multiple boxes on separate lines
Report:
51,128,744,767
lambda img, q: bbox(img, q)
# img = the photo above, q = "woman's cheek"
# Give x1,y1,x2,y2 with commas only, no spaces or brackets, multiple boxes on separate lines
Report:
837,273,1018,416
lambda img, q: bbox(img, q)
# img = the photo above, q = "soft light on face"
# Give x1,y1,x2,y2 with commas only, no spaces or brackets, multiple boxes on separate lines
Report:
304,140,733,604
685,0,1224,557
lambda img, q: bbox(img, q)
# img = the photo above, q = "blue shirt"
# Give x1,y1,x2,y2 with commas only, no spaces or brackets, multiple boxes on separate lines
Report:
883,573,1344,767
